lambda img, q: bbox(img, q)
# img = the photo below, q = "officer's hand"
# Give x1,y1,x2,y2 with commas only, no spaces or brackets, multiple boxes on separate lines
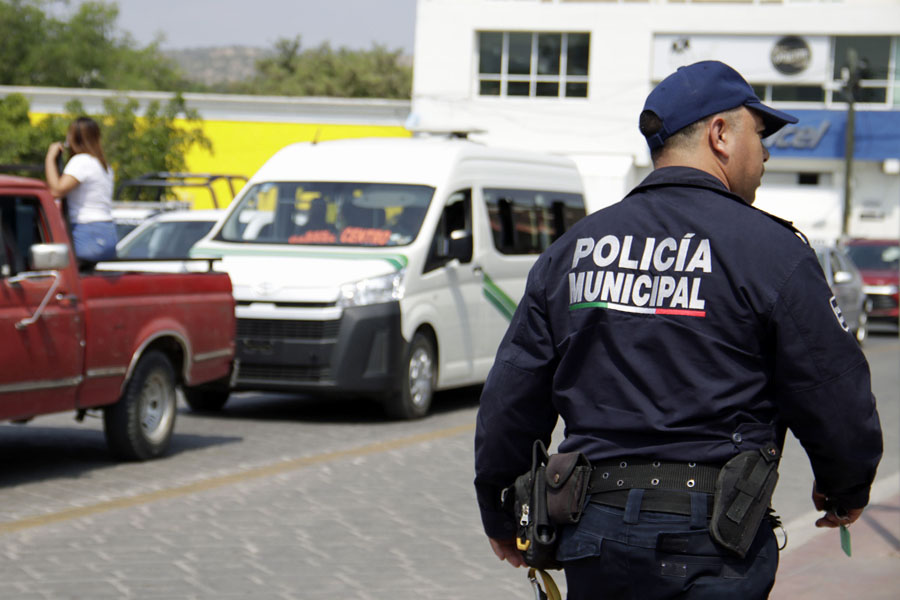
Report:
811,481,863,528
488,537,526,568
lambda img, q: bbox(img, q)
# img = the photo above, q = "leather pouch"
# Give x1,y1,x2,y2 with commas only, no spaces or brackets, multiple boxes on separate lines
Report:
710,444,779,558
546,451,592,524
503,441,591,570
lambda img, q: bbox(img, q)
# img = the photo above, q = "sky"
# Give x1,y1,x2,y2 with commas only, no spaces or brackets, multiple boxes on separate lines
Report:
65,0,418,53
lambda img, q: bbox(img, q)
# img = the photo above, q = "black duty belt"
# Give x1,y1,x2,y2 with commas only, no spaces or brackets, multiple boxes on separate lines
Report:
589,488,714,516
588,459,720,495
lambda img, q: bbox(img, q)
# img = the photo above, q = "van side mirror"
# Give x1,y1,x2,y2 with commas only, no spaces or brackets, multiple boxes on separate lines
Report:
447,229,473,263
30,243,70,271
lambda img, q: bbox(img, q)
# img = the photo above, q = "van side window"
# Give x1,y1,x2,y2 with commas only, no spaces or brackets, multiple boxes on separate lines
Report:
484,188,585,255
0,196,47,277
425,189,472,273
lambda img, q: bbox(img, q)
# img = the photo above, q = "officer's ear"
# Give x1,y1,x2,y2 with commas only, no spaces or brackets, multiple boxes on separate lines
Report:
707,114,732,161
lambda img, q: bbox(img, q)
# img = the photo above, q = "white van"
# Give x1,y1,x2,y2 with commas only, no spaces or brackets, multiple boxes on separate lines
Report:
190,136,586,418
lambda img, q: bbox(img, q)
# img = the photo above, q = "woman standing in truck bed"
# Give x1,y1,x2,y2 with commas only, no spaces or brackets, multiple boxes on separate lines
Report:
44,116,117,263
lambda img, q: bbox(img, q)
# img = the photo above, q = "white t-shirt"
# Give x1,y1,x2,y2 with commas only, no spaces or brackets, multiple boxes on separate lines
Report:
63,154,114,224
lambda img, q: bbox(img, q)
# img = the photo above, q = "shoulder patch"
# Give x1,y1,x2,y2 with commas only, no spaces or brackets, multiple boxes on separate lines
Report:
829,295,850,332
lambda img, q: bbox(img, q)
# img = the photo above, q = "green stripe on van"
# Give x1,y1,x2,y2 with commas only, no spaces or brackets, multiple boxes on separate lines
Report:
482,273,517,321
191,246,408,270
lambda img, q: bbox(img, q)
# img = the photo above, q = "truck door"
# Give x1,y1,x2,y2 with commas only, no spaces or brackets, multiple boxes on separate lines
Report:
0,194,83,420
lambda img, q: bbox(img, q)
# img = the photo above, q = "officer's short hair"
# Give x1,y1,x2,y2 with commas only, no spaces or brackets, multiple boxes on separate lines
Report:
641,107,744,162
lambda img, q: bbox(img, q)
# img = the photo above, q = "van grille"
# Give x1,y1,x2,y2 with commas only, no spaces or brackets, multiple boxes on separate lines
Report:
236,318,340,340
238,364,332,382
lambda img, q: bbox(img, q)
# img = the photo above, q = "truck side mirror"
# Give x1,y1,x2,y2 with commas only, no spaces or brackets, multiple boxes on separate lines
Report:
30,243,70,271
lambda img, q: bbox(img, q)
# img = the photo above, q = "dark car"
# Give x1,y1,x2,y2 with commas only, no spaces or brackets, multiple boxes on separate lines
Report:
814,244,871,344
843,238,900,332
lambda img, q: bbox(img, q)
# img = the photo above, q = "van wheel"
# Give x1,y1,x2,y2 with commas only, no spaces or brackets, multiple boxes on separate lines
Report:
385,332,436,420
104,351,177,461
184,382,230,412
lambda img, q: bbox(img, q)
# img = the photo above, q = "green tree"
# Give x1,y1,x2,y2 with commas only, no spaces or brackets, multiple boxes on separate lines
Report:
241,37,412,99
101,94,211,185
0,0,185,90
0,94,43,166
0,93,69,174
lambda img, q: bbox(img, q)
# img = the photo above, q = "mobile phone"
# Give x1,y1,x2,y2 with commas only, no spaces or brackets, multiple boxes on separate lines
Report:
56,145,65,175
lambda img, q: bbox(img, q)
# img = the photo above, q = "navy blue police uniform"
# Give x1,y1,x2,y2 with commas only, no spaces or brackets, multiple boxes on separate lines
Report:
474,166,883,598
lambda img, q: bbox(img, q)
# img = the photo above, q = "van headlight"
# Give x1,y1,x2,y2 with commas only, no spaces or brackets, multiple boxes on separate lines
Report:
337,270,405,307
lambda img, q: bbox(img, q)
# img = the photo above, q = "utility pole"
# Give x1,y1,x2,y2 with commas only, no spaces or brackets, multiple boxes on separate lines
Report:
841,48,861,238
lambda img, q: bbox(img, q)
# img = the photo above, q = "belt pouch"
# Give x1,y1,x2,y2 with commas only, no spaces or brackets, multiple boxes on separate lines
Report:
507,440,562,570
710,444,779,558
546,451,592,525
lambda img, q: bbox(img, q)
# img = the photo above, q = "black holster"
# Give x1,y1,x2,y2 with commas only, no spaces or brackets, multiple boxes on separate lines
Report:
710,444,780,557
503,440,591,570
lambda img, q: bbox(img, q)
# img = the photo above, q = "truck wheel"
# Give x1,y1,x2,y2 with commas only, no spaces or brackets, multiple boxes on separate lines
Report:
184,385,230,412
104,350,177,461
385,332,436,420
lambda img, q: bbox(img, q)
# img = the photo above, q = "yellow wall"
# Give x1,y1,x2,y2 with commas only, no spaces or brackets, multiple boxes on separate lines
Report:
185,120,410,178
161,120,411,210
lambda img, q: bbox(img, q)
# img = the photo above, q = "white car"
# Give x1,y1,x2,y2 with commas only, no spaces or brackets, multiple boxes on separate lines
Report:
117,210,224,259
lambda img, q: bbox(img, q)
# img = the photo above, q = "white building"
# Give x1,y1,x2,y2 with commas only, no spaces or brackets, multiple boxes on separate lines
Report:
411,0,900,242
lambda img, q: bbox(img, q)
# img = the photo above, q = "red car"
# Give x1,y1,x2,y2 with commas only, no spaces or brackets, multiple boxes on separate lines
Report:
843,238,900,331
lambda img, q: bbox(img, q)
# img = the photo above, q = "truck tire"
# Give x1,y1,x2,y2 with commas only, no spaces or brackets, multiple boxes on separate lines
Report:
184,384,230,412
385,332,436,420
104,350,177,461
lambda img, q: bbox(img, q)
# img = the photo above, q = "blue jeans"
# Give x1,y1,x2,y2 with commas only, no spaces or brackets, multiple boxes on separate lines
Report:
71,221,117,262
556,489,778,600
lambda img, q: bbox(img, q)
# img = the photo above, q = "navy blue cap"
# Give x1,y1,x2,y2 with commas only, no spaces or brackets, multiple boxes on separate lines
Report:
642,60,798,150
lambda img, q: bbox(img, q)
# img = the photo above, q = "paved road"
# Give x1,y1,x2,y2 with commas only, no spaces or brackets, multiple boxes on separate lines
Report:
0,334,896,599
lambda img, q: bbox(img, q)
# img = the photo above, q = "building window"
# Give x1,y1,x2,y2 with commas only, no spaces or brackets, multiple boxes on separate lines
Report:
830,36,892,104
771,85,826,102
798,173,820,186
477,31,590,98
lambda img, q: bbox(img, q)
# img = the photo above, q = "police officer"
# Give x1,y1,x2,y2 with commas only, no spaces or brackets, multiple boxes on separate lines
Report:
474,60,882,599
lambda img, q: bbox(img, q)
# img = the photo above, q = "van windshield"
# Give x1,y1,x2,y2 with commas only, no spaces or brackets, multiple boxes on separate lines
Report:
218,182,435,247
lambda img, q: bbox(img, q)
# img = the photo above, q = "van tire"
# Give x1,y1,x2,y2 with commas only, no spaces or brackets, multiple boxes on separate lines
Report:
104,351,177,461
386,332,436,420
184,382,230,412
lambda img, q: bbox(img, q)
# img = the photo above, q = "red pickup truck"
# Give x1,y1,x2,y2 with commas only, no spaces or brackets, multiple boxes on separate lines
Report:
0,175,235,460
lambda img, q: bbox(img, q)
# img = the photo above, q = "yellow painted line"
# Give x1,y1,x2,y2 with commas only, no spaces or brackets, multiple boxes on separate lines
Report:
0,422,475,536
